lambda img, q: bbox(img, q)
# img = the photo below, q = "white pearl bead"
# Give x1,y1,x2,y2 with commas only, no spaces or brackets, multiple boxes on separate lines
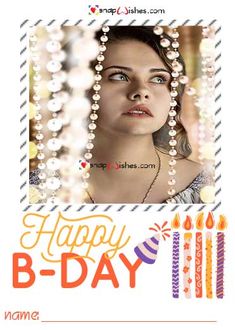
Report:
92,94,100,101
168,178,176,185
35,114,42,121
47,99,62,112
168,188,176,196
37,143,44,150
171,81,179,88
94,74,102,81
168,119,176,126
99,45,106,52
169,149,177,156
170,91,178,97
93,84,101,91
153,26,163,35
38,163,46,170
39,182,46,190
169,159,177,166
170,100,177,107
166,51,176,60
102,26,110,33
46,60,62,73
47,138,62,151
95,64,103,71
172,41,179,48
35,123,42,131
160,38,170,48
37,152,45,160
179,75,189,84
38,172,46,180
88,132,95,140
91,104,99,110
46,40,61,53
89,123,96,130
46,177,61,190
169,139,177,147
100,35,108,42
169,110,177,116
169,130,176,137
47,157,61,170
90,113,98,120
171,71,179,78
36,133,44,140
84,152,92,160
47,79,62,92
171,31,179,38
86,142,94,150
47,118,63,132
97,54,105,62
172,61,183,72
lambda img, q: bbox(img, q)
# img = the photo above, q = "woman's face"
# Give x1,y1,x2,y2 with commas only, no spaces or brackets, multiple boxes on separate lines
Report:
97,39,171,136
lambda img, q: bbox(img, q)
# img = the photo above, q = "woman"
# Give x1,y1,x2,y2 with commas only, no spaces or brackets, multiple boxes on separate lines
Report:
83,26,211,204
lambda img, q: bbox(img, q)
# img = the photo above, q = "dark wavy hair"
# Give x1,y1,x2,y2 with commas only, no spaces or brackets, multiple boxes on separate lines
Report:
95,26,191,157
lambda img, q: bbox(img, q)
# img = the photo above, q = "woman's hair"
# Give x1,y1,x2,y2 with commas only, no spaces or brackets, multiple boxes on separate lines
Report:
95,26,192,157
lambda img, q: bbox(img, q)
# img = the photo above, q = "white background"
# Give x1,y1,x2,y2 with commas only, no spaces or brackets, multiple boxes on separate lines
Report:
0,0,234,329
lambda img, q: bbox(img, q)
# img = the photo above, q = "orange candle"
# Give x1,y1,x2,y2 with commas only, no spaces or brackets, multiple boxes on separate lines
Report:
195,212,204,298
205,212,215,298
183,216,193,299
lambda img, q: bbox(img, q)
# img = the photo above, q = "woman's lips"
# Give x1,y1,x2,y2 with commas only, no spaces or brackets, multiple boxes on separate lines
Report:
123,104,154,118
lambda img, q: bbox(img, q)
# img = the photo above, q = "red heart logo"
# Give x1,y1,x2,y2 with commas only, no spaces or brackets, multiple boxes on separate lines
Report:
81,162,87,168
90,7,96,13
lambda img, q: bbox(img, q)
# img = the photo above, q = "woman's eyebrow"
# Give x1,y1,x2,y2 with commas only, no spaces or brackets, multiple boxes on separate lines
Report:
103,66,171,75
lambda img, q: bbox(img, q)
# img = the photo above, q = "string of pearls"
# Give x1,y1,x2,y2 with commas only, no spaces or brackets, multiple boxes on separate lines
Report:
29,29,48,201
44,26,65,203
61,26,100,203
198,26,216,203
153,25,189,203
82,25,110,193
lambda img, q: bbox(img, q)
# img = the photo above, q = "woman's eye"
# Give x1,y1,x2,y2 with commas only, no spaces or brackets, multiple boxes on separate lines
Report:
109,73,129,81
150,76,166,84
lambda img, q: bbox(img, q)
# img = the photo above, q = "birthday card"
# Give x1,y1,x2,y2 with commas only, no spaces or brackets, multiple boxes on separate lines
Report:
0,0,234,329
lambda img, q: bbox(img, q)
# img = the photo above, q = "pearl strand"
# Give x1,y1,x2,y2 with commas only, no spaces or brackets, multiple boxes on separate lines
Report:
82,25,110,193
30,30,47,201
45,26,65,203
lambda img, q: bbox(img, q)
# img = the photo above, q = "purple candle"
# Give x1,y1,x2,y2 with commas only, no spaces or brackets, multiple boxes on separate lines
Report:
216,232,225,298
216,215,227,299
171,214,180,298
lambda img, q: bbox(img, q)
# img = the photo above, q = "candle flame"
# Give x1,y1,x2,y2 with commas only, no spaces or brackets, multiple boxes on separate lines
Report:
183,215,193,230
205,212,215,229
216,215,227,231
171,213,180,229
195,212,204,230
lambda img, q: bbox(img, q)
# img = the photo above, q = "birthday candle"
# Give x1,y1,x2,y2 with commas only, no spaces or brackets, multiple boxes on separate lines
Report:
195,212,204,298
216,215,227,299
171,214,180,298
183,216,193,298
205,212,215,299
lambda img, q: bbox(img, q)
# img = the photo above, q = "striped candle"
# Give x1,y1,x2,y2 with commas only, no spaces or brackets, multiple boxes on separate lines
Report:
195,212,204,298
171,214,180,298
183,216,193,299
205,212,215,299
216,215,227,299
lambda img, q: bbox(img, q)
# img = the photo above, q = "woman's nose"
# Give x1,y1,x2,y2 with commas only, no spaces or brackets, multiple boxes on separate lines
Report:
127,82,150,101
